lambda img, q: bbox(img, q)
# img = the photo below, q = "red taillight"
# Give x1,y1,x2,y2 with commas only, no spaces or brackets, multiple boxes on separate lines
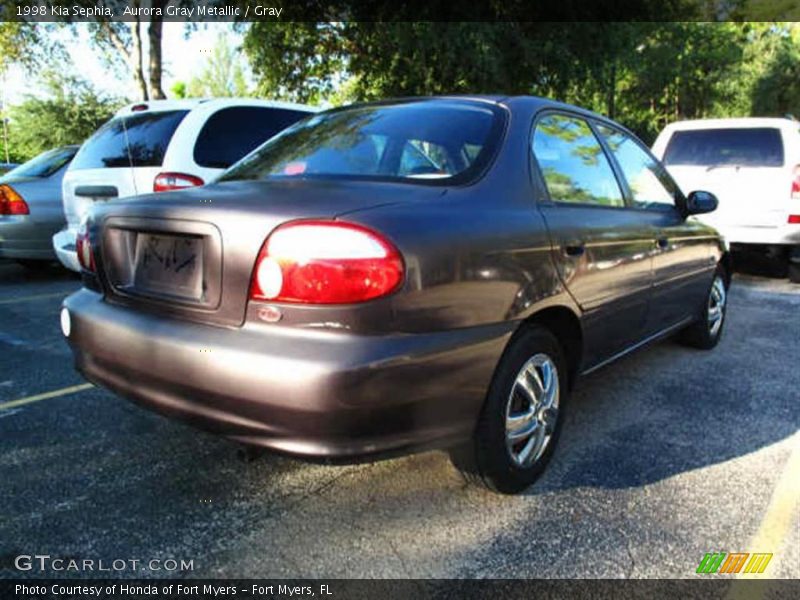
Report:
76,226,95,272
789,215,800,224
792,165,800,199
250,220,404,304
153,172,204,193
0,184,29,215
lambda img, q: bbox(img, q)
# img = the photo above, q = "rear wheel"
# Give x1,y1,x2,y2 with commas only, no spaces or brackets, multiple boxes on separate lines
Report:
450,325,568,494
679,268,728,349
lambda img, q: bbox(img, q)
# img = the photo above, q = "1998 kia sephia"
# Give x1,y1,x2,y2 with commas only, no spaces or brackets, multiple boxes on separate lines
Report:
62,97,730,494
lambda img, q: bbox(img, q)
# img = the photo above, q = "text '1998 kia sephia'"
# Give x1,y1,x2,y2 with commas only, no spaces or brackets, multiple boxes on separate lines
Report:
61,97,730,494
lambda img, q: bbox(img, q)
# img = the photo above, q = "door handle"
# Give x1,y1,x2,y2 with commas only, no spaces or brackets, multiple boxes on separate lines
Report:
563,242,585,257
656,237,669,250
74,185,119,199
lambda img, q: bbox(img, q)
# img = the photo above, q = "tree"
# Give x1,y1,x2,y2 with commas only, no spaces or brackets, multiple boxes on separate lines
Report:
183,33,251,98
0,22,67,75
83,1,155,101
243,21,800,144
4,70,121,162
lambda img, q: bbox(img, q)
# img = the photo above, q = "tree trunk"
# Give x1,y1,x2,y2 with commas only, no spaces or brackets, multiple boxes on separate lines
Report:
148,1,166,99
131,12,148,101
606,61,616,119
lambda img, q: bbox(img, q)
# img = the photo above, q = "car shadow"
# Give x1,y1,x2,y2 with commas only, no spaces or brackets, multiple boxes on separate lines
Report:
1,278,797,578
0,260,78,285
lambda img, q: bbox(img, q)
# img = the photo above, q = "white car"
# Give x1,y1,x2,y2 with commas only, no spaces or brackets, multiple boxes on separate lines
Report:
652,118,800,282
54,98,318,271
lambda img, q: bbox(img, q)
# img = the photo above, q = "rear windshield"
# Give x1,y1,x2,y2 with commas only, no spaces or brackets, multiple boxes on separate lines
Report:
70,110,188,170
663,128,784,167
194,107,311,169
4,146,76,178
219,100,505,185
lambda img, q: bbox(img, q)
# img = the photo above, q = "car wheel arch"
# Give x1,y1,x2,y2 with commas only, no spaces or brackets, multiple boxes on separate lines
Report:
499,305,583,391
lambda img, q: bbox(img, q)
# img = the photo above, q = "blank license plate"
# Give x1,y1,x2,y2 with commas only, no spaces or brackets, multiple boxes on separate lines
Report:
133,233,203,300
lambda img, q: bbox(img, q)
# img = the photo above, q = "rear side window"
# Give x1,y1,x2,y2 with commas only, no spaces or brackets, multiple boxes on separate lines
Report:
194,107,311,169
532,114,624,207
663,128,784,167
71,111,189,170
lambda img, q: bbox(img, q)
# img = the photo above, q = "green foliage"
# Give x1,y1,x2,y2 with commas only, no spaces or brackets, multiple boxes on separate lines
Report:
171,81,188,99
243,21,800,145
3,71,122,162
0,22,67,75
184,34,251,98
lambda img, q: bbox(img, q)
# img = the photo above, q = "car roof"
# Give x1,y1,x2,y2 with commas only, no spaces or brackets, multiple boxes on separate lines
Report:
114,98,320,117
661,117,799,132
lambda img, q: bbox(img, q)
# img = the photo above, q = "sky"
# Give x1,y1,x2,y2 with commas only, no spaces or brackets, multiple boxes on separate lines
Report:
3,22,244,105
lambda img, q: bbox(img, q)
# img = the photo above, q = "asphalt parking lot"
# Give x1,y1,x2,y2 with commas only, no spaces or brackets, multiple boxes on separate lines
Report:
0,259,798,580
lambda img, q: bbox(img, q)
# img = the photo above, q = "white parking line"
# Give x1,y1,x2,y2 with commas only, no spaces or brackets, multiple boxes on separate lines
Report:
0,383,93,411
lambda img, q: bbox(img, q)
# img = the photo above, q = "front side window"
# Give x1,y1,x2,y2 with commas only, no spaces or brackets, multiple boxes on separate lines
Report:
71,110,189,170
597,124,677,209
219,100,504,185
532,114,624,208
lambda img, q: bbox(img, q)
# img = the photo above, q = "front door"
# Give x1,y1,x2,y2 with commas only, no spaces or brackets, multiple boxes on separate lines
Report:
594,123,717,332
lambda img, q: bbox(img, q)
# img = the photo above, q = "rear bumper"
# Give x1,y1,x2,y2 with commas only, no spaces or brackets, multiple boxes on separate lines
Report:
0,217,58,260
53,227,81,272
62,289,512,460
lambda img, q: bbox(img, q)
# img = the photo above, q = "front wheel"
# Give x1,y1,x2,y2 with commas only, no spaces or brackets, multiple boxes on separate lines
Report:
679,268,729,349
450,325,568,494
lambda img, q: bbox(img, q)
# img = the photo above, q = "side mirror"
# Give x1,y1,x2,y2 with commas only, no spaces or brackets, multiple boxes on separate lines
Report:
686,190,718,215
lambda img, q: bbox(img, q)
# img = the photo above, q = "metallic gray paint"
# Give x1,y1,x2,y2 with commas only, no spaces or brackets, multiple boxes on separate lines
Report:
0,160,73,261
63,97,726,460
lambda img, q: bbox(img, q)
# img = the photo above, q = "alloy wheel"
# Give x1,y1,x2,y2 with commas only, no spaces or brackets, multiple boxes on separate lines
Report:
505,353,560,468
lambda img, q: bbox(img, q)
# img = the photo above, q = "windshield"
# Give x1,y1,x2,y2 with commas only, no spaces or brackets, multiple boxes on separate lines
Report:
5,146,77,179
219,100,505,185
663,128,784,167
70,110,189,170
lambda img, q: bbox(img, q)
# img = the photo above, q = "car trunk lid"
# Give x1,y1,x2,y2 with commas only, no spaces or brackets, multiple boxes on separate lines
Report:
93,179,443,327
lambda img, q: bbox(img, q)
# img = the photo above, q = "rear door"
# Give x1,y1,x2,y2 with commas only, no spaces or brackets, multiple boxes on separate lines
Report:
659,127,789,232
532,112,655,365
63,110,188,230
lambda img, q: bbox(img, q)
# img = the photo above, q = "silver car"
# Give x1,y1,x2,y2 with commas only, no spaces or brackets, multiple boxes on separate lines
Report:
0,146,77,269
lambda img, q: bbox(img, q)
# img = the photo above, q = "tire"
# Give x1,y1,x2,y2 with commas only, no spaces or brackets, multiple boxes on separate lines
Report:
789,264,800,284
450,324,568,494
789,250,800,284
679,267,729,350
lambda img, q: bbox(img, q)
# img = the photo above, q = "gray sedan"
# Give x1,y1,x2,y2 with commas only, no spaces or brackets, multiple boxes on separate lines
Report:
0,146,77,268
62,98,728,494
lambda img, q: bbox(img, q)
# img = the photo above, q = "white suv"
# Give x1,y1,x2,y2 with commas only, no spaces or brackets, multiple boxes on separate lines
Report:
652,118,800,282
53,98,318,271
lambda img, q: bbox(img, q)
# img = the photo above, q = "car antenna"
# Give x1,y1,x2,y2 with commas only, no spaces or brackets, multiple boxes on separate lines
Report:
120,110,139,196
